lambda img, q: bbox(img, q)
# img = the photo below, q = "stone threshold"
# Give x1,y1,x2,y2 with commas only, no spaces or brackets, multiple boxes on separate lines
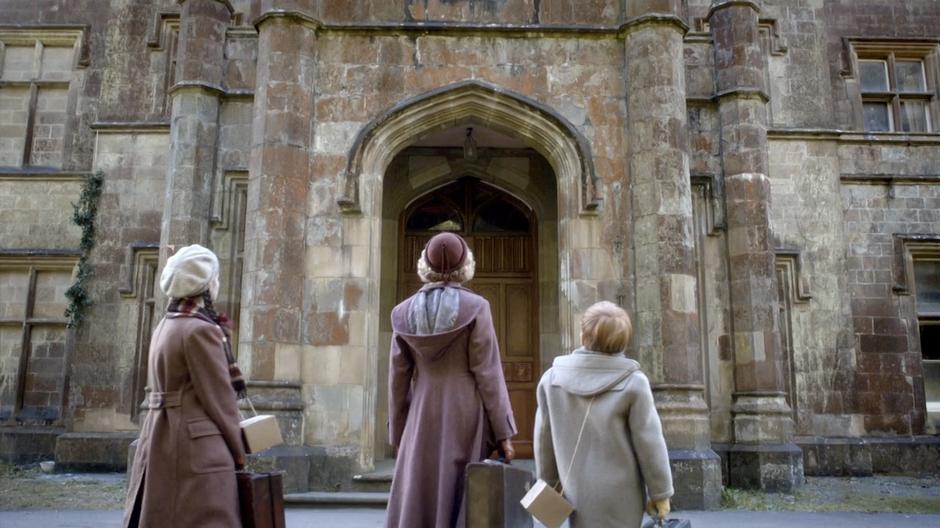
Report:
285,491,389,507
352,459,394,484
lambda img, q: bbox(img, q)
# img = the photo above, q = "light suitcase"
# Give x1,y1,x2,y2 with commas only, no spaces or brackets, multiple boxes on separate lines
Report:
465,460,535,528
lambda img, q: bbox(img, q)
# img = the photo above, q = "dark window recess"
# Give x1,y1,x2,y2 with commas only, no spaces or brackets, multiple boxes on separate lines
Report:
406,202,462,232
915,259,940,426
473,199,531,232
914,260,940,314
920,323,940,361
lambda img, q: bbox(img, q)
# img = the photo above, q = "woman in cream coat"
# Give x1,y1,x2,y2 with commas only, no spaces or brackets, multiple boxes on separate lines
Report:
534,301,673,527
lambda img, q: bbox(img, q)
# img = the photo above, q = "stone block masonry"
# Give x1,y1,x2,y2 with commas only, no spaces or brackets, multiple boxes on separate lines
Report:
842,183,940,436
1,0,939,495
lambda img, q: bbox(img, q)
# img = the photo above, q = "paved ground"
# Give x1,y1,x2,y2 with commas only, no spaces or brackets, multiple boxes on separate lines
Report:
1,508,939,527
2,463,939,526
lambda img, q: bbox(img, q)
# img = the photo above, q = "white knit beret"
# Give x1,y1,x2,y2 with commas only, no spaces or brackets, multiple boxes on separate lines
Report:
159,244,219,299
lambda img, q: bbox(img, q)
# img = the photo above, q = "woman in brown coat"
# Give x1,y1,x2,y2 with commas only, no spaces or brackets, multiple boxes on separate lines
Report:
123,244,246,528
386,232,517,528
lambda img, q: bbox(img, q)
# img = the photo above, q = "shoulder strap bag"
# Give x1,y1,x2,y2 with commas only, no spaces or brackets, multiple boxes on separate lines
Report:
520,396,595,528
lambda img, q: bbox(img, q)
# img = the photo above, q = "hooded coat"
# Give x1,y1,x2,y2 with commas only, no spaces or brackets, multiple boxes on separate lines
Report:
534,348,673,528
122,314,245,528
385,283,517,528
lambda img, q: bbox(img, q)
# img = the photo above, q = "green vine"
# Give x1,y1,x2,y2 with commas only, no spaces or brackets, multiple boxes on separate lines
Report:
65,171,104,328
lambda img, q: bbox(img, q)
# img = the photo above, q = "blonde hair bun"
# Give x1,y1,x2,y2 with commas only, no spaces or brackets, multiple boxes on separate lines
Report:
581,301,633,354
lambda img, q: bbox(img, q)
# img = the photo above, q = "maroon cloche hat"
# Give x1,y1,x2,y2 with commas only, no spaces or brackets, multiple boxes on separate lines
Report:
424,232,468,275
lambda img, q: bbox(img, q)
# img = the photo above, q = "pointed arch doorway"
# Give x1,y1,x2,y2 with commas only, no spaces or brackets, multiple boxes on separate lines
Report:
398,177,539,458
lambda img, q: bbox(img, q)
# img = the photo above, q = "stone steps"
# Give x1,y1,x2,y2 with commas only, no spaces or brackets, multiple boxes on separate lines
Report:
284,491,389,507
349,459,394,493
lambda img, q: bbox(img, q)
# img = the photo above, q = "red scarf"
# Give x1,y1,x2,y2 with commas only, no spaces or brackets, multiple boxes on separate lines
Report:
167,298,247,399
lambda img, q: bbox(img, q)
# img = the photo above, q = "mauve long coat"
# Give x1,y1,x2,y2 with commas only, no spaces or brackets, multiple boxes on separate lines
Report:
123,313,246,528
386,284,517,528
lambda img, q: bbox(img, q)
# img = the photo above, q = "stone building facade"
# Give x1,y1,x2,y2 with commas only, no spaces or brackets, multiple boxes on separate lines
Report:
1,0,939,507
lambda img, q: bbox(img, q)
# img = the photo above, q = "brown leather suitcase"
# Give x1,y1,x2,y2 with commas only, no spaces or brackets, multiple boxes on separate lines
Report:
465,460,535,528
236,470,286,528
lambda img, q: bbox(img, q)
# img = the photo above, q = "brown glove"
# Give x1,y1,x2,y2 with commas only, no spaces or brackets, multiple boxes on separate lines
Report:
498,438,515,463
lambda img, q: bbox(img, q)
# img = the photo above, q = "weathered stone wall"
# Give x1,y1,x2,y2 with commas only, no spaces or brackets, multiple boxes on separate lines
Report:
2,1,178,170
822,0,940,130
766,134,940,440
65,131,168,431
303,28,626,464
768,138,857,437
761,0,836,129
0,179,82,248
842,180,940,435
314,0,620,25
0,264,73,423
3,0,940,483
839,138,940,436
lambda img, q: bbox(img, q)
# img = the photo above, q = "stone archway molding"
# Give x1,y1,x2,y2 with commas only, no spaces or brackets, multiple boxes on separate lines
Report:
337,79,600,214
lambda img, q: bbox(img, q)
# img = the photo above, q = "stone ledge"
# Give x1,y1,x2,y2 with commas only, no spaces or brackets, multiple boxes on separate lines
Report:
795,437,872,477
707,0,762,21
669,448,723,510
55,432,138,472
723,443,805,493
0,170,92,181
0,428,62,463
793,436,940,478
245,445,313,493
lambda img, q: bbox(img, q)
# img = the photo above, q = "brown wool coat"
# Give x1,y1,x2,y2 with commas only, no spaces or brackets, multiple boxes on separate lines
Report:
385,285,517,528
123,314,246,528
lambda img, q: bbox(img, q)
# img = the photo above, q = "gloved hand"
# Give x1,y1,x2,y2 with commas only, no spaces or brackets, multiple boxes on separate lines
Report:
498,438,515,462
646,498,671,520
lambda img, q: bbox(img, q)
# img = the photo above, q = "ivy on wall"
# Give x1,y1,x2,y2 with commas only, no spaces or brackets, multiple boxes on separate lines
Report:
65,171,104,328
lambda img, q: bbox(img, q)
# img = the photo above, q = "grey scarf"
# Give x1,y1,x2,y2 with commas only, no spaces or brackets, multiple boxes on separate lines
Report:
409,283,460,335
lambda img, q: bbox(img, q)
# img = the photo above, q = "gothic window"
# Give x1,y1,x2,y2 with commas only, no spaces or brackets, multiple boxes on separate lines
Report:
0,29,83,169
210,173,249,356
473,197,530,233
158,23,180,118
405,201,463,232
0,255,77,424
851,41,939,133
914,259,940,429
129,252,159,421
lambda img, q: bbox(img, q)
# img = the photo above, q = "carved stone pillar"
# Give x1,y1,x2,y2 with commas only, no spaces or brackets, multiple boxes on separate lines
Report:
625,0,721,509
709,0,803,492
240,4,317,381
159,0,231,265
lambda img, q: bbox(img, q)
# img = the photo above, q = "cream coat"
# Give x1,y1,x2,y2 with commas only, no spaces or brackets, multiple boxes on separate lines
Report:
534,348,673,528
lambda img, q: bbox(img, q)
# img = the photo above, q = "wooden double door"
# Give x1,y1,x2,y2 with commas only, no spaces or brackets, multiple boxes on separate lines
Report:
399,178,539,458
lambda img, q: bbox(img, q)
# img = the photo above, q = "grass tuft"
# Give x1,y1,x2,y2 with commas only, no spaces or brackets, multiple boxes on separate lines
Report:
0,462,126,510
719,480,940,514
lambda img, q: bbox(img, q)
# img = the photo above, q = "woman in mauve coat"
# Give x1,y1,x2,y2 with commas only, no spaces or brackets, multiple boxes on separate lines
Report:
535,301,674,528
386,232,518,528
123,244,246,528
